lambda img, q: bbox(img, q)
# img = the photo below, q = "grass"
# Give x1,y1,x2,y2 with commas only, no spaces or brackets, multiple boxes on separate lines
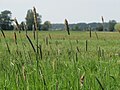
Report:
0,30,120,90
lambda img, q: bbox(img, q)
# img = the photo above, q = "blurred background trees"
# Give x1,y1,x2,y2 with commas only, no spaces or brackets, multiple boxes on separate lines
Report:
0,9,119,32
25,9,42,30
0,10,13,30
108,20,117,31
42,21,51,31
114,23,120,33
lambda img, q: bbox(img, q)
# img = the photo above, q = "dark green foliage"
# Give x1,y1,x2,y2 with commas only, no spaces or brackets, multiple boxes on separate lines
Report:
25,9,41,30
0,10,13,30
96,24,104,31
42,21,52,31
108,20,117,31
20,21,26,31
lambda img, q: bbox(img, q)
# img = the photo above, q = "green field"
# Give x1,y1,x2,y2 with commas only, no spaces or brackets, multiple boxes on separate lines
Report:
0,31,120,90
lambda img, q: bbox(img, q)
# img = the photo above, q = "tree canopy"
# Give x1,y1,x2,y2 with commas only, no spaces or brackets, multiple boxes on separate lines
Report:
0,10,13,30
114,23,120,33
108,20,117,31
25,9,42,30
42,21,51,31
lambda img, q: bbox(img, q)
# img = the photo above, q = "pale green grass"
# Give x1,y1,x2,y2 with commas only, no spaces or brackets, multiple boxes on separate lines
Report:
0,31,120,90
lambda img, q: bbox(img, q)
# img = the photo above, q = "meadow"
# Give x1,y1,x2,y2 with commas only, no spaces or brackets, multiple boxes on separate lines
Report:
0,30,120,90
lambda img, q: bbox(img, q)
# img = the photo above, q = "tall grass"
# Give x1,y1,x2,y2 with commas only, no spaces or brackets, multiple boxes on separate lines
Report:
64,19,70,35
0,29,11,54
0,31,120,89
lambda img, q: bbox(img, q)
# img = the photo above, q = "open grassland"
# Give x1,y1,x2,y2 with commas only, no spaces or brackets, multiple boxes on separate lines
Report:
0,31,120,90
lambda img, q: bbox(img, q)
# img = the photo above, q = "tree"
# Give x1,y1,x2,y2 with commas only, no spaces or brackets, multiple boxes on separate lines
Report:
96,24,103,31
108,20,117,31
25,9,33,30
25,9,42,30
42,21,51,31
72,25,80,31
0,10,13,30
114,23,120,33
20,21,26,30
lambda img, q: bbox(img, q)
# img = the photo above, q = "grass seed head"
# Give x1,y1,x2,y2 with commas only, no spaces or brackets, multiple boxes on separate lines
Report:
80,72,85,87
64,19,70,35
14,18,21,31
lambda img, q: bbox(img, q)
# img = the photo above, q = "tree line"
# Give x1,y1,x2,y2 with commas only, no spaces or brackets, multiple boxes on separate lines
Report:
0,9,51,31
52,20,119,32
0,9,120,32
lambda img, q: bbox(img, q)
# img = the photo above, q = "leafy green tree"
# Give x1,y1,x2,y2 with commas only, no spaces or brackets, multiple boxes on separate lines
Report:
25,9,42,30
96,24,103,31
42,21,51,31
114,23,120,33
0,10,13,30
108,20,117,31
72,25,80,31
25,9,33,30
20,21,26,30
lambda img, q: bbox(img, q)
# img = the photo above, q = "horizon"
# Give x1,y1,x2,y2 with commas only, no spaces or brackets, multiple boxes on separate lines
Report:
1,0,120,24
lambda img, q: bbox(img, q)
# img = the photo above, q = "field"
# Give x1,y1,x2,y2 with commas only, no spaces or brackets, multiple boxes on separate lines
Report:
0,31,120,90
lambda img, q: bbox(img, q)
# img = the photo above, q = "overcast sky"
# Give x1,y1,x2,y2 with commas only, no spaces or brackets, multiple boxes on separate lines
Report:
0,0,120,23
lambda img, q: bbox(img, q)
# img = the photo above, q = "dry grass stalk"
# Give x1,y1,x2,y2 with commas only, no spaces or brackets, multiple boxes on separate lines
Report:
64,19,70,35
14,18,21,32
14,32,17,45
95,32,99,39
22,64,26,81
80,73,85,87
57,48,61,55
98,47,101,60
26,34,36,53
1,29,5,38
33,7,39,55
89,26,92,38
52,59,56,70
49,34,52,39
22,22,27,35
101,16,104,31
101,16,104,24
76,52,78,62
39,45,42,60
76,46,80,53
95,77,104,90
86,40,88,51
46,37,49,45
56,80,59,90
76,40,79,44
33,7,38,30
16,72,19,87
101,49,105,60
33,23,36,40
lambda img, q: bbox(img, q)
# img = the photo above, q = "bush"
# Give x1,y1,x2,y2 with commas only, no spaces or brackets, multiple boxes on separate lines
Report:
114,23,120,33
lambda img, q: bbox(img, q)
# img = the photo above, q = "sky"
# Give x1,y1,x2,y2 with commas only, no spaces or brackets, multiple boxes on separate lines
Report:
0,0,120,24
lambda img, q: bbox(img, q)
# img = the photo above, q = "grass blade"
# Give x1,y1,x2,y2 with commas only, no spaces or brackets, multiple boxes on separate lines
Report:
26,34,36,53
95,77,104,90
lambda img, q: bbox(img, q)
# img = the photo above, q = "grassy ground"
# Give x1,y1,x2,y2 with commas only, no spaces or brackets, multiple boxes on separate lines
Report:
0,30,120,90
